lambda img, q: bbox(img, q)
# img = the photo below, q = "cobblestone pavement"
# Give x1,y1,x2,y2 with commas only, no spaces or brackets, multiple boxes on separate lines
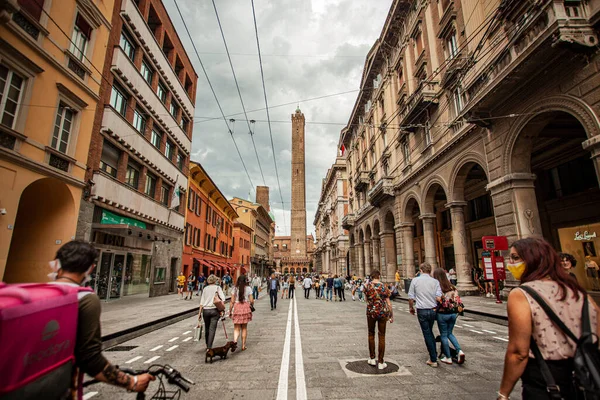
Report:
85,289,520,400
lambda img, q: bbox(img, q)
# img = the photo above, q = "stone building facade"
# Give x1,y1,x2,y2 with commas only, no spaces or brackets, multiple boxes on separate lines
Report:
274,234,315,275
313,157,349,276
76,0,197,298
338,0,600,291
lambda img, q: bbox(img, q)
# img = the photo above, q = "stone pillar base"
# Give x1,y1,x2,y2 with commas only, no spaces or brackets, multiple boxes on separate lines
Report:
457,287,481,296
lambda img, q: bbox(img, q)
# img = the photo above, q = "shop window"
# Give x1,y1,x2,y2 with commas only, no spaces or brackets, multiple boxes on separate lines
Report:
0,65,25,130
145,173,156,197
70,14,92,61
99,141,119,177
110,84,128,116
157,81,167,104
160,185,170,206
133,108,146,133
125,160,140,188
120,28,136,61
51,103,75,154
151,128,162,149
141,59,153,84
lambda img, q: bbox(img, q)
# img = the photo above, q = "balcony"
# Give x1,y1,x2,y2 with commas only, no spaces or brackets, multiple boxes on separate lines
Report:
367,177,394,207
111,47,190,153
398,80,439,125
121,0,194,115
356,203,373,220
466,1,598,115
91,173,184,230
341,213,355,230
354,170,370,191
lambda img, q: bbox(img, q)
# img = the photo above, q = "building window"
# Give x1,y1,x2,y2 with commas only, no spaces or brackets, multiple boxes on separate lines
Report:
145,173,156,197
468,194,493,221
452,85,465,117
424,124,432,147
141,59,153,84
185,224,191,245
70,14,92,61
160,185,170,206
446,33,458,59
170,101,179,120
402,139,410,165
177,153,184,170
151,128,162,149
51,103,75,153
0,65,25,129
125,160,140,188
120,29,136,60
133,108,146,133
188,190,195,211
157,82,167,104
165,140,174,160
181,116,189,133
110,85,128,116
99,141,119,177
195,195,201,216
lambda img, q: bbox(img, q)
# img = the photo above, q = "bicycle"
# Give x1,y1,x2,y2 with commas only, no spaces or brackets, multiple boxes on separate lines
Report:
83,364,194,400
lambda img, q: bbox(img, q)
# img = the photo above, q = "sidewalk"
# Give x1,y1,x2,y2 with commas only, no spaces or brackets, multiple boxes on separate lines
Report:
394,292,508,318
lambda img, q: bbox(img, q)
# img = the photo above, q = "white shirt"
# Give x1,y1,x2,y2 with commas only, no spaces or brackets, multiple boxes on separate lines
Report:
251,277,262,287
232,286,252,302
408,273,442,310
199,284,225,309
302,277,313,289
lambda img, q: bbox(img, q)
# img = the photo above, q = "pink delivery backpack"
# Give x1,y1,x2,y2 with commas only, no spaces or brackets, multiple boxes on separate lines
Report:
0,282,92,400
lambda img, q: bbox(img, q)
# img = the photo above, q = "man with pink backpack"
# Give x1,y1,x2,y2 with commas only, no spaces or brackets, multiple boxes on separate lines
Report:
0,241,155,399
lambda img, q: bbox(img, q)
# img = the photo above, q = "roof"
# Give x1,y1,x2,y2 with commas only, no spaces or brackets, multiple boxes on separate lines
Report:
189,161,238,219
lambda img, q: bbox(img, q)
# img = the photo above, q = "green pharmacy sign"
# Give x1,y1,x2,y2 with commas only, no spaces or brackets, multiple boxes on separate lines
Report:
100,209,147,229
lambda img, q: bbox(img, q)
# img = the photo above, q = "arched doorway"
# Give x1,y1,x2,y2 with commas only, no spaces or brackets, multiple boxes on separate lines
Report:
349,233,355,276
381,211,397,282
423,182,449,270
509,110,600,289
372,220,381,272
4,178,75,283
364,225,373,277
403,196,422,277
357,228,365,277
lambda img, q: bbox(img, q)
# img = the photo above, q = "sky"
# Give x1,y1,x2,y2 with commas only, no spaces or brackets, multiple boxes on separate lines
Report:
165,0,392,236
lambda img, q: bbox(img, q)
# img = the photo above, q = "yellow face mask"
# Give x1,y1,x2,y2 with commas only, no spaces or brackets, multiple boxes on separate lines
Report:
507,262,526,281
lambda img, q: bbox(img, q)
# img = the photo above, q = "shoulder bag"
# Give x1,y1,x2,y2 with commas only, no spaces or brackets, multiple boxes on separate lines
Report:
213,289,225,312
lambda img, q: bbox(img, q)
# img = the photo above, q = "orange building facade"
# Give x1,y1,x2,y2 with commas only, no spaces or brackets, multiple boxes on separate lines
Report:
232,221,252,275
183,162,239,284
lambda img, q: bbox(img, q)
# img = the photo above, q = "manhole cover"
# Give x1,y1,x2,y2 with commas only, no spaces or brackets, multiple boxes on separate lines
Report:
345,360,400,375
106,345,138,352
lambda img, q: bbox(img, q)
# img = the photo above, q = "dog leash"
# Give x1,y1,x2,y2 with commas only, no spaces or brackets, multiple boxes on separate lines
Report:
222,319,228,339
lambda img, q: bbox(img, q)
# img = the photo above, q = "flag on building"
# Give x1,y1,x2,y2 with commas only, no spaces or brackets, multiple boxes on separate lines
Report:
171,175,180,209
340,144,346,156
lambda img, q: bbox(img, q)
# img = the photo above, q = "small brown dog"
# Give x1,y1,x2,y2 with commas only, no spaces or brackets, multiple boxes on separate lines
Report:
205,341,237,363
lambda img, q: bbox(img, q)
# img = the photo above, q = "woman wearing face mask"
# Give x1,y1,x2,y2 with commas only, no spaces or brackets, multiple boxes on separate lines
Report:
497,237,600,400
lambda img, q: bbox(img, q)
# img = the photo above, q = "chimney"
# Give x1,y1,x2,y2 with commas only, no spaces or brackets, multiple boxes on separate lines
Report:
256,186,270,211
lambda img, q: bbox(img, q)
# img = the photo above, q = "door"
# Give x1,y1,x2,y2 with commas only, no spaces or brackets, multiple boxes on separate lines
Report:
94,252,112,300
169,258,178,293
109,253,126,299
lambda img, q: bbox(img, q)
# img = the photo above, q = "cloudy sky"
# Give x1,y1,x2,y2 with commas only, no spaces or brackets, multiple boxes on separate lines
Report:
166,0,392,236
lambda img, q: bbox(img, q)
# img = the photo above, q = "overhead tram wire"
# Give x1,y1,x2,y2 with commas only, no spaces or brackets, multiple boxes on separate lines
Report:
250,0,287,234
211,0,266,186
172,0,255,193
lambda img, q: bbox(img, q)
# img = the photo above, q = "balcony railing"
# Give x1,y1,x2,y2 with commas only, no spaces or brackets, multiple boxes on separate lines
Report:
341,213,355,230
354,170,369,191
399,80,439,125
367,177,394,207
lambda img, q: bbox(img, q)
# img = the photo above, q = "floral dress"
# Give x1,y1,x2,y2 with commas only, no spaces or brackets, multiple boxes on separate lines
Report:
365,282,391,320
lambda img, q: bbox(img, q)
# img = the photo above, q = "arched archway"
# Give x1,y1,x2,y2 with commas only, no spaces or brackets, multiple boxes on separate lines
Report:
364,225,373,277
402,196,422,278
4,178,75,283
422,181,449,270
380,210,397,282
372,219,381,272
357,228,365,277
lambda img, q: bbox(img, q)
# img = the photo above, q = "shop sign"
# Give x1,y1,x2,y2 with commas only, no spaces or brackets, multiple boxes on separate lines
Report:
101,209,147,229
575,231,597,241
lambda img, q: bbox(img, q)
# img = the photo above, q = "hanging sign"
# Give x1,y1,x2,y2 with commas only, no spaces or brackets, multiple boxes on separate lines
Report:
575,231,597,241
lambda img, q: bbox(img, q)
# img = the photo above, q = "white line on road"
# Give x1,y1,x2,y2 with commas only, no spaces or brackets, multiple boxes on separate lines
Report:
144,356,161,364
482,329,497,334
183,330,192,335
125,356,143,364
166,345,178,351
182,337,192,342
469,329,484,334
454,325,462,328
83,392,98,399
276,298,294,400
494,337,509,342
463,324,474,327
168,337,179,342
149,345,163,352
293,297,307,400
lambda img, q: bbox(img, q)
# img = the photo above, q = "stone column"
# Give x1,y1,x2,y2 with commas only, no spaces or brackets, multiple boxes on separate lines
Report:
357,243,365,277
325,244,330,274
363,239,372,277
420,214,438,269
381,231,396,283
350,243,358,276
401,224,415,278
447,201,478,294
371,236,380,272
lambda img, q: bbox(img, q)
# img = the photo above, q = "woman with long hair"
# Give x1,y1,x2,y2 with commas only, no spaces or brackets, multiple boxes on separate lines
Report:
432,268,465,365
281,275,289,299
364,270,393,369
229,275,254,351
498,237,600,400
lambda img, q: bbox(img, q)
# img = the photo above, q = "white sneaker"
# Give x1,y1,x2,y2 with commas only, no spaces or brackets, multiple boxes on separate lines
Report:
457,350,465,365
486,293,491,298
426,360,438,368
440,356,453,365
378,362,387,370
368,358,377,366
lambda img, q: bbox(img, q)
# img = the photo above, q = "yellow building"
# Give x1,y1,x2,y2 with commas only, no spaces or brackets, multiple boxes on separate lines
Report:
0,0,114,282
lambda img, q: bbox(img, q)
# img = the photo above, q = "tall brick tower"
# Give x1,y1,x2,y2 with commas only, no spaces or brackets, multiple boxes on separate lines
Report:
291,107,307,259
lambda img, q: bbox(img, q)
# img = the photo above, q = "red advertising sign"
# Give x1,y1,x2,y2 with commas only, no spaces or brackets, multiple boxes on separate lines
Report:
481,236,508,304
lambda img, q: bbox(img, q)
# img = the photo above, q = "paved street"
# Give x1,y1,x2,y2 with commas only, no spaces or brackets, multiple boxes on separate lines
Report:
85,289,520,400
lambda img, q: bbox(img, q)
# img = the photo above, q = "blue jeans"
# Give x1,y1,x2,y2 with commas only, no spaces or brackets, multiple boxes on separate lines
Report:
269,289,278,309
326,287,332,300
417,309,437,362
320,286,325,298
196,282,205,296
436,313,461,358
252,286,259,300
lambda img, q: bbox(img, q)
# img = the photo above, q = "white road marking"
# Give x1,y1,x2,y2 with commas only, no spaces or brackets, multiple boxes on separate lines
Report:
149,345,163,352
182,337,192,342
166,345,179,351
83,392,98,399
144,356,161,364
463,324,474,327
276,298,294,400
293,297,307,400
469,329,484,334
494,337,509,342
454,325,462,328
482,329,497,334
168,337,179,342
125,356,143,364
183,330,192,335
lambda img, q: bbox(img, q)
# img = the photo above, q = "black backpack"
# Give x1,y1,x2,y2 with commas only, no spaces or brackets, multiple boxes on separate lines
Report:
520,285,600,399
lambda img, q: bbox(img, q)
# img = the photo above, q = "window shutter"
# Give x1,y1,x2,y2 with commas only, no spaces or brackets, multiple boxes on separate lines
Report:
76,14,92,38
